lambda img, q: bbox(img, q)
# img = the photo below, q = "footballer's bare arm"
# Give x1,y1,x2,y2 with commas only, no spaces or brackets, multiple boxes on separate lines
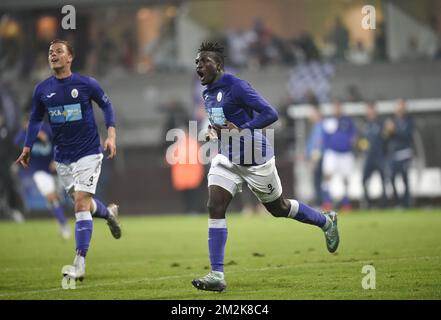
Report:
104,126,116,159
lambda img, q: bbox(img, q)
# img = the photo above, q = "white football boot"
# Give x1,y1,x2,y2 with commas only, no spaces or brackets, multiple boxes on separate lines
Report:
59,224,71,240
63,255,86,281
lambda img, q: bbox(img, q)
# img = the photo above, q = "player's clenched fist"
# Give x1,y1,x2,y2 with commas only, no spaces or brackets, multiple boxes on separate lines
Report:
16,147,31,168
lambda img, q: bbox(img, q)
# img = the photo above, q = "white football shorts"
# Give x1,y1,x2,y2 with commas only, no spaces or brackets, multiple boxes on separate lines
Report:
33,170,57,196
322,149,354,178
55,153,103,195
208,154,283,203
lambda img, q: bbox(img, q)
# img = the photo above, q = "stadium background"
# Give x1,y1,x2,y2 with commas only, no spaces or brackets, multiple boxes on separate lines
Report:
1,0,441,217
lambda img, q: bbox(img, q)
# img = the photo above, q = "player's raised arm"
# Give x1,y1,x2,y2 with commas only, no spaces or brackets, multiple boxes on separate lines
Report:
89,77,117,159
16,87,45,168
232,80,278,130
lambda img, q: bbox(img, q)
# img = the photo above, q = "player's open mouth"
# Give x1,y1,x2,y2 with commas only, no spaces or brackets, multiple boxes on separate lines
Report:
197,70,205,81
51,58,59,63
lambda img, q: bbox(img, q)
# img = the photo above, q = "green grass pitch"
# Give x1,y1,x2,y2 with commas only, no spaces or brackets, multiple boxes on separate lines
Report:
1,209,440,299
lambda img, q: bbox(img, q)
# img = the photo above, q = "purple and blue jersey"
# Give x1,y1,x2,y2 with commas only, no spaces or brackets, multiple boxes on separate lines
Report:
203,73,278,165
323,115,356,153
15,123,54,173
24,73,115,164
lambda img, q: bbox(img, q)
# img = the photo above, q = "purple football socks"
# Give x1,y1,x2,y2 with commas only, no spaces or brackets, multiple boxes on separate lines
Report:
288,200,327,228
208,219,228,272
75,211,93,257
92,198,109,219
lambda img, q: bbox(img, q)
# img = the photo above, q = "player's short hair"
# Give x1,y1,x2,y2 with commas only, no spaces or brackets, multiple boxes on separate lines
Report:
49,39,74,58
198,41,225,69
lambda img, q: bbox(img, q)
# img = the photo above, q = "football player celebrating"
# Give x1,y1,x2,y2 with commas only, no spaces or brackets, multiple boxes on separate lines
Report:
191,42,340,292
16,39,122,282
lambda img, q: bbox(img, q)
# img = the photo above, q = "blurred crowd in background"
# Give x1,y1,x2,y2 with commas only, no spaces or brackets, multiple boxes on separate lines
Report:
1,1,441,84
1,0,441,218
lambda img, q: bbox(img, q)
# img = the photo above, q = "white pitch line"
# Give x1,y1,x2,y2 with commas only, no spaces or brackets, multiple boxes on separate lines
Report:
0,274,190,298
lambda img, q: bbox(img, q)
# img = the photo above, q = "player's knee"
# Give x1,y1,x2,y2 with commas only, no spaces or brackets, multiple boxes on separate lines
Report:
207,201,226,219
265,200,290,218
74,193,92,212
75,201,90,213
269,207,288,218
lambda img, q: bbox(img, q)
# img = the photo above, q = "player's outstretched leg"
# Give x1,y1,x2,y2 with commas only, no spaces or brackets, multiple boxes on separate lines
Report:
91,198,122,239
191,218,228,292
192,222,228,292
264,197,340,253
63,211,92,281
289,200,339,253
191,219,228,292
192,185,230,292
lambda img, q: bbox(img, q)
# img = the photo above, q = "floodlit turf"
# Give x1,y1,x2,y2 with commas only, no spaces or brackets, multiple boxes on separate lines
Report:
0,209,440,300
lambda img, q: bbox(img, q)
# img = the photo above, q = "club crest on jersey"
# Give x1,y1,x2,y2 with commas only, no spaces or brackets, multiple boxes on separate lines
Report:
102,93,109,103
217,91,223,102
71,88,78,98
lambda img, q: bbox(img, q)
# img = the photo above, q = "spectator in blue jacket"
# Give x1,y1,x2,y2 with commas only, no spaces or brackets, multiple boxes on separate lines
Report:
384,99,414,208
361,102,388,208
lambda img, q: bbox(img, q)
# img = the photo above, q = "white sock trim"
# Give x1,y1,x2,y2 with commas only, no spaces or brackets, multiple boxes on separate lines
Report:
208,219,227,229
91,199,97,214
75,211,93,221
288,200,299,218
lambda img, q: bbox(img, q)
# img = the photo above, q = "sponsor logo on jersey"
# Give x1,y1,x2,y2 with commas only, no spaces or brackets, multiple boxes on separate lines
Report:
48,104,82,123
46,93,56,98
209,107,227,126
